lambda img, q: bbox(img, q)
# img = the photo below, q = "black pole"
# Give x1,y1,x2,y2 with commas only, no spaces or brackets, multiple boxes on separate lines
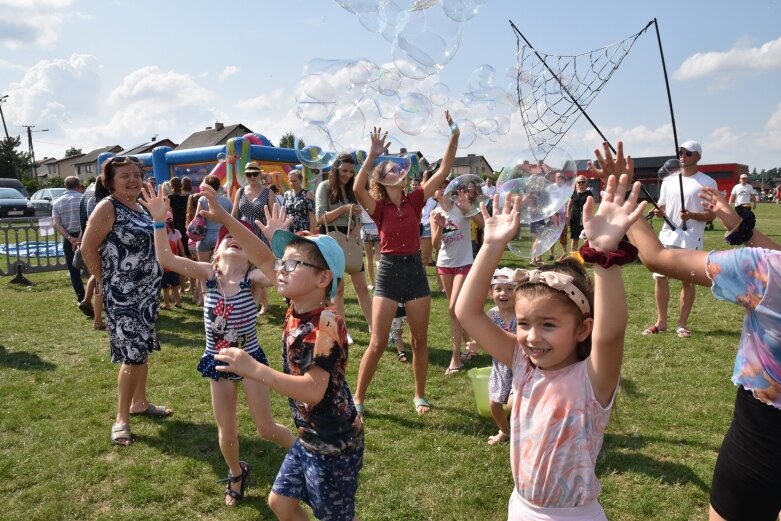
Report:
509,19,676,231
653,18,687,230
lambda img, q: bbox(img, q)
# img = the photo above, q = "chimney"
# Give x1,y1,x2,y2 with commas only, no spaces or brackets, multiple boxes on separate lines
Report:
399,147,407,154
467,153,476,157
205,126,212,130
215,122,224,131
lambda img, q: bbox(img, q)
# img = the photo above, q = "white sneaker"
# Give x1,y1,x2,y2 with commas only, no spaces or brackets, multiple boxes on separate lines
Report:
347,333,354,345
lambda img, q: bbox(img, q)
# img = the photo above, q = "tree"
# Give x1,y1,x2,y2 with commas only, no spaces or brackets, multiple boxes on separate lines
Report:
279,131,296,149
0,136,31,180
64,146,83,158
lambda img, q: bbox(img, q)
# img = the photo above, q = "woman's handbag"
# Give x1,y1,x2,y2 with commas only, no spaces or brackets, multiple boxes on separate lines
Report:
186,214,206,242
72,247,85,270
324,211,363,275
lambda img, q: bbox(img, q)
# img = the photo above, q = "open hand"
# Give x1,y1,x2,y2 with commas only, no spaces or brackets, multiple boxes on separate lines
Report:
139,182,169,222
198,184,230,224
583,174,647,252
445,110,459,137
482,192,521,246
213,348,254,378
587,141,633,182
369,127,391,157
699,186,740,229
259,202,293,241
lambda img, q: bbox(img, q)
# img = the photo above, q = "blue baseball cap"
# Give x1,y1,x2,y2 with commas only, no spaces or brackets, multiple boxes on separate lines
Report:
271,230,344,300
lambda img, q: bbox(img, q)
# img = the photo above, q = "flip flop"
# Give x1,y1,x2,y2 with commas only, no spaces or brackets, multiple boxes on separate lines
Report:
111,423,133,446
413,397,431,415
445,365,464,375
130,404,173,417
642,325,667,335
676,327,693,338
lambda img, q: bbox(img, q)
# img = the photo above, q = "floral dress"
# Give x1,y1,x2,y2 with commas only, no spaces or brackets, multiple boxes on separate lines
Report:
101,197,162,364
283,189,315,233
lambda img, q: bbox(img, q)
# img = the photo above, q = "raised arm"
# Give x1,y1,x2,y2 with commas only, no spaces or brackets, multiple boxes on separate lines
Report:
423,111,459,200
700,186,780,250
231,188,241,219
454,193,520,368
353,129,391,215
140,184,212,280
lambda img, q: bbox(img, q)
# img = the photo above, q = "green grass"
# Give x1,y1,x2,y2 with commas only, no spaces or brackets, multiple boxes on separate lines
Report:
1,205,780,520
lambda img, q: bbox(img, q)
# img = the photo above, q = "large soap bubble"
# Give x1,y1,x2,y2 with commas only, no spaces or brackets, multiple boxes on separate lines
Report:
326,101,366,154
658,158,681,179
496,145,577,223
335,0,391,15
467,64,498,100
506,204,567,259
377,67,402,95
394,91,433,136
393,6,464,73
374,92,401,119
442,174,485,218
429,82,450,106
442,0,487,22
371,134,412,187
294,121,337,169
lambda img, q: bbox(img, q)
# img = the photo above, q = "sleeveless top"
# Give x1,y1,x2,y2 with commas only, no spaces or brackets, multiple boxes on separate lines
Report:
202,270,260,356
238,186,270,239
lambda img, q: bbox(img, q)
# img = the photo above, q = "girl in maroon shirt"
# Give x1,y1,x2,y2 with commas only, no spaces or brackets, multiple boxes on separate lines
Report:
352,111,460,415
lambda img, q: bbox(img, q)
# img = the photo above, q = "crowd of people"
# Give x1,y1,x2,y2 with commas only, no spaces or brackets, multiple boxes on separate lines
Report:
60,125,781,520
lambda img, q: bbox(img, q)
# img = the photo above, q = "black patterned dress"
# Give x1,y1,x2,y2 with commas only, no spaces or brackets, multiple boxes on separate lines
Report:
101,197,162,365
237,186,271,245
283,189,315,233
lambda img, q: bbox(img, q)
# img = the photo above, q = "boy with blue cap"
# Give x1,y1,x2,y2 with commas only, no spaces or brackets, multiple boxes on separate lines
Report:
210,206,363,520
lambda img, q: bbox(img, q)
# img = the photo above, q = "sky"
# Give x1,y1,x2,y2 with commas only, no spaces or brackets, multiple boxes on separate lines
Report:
1,0,780,173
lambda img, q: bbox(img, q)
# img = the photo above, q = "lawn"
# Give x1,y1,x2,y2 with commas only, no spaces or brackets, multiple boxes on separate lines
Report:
1,204,779,520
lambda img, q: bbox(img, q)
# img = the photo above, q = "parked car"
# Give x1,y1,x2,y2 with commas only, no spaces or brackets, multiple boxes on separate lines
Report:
0,178,28,197
0,187,35,218
28,187,67,216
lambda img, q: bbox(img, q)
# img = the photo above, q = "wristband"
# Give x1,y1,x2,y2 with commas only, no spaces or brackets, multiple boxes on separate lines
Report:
450,122,459,136
579,240,638,268
725,214,755,245
153,221,166,229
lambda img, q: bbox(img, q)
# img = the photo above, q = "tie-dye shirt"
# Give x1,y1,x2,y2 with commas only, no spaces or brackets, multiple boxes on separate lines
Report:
706,247,781,408
509,348,614,508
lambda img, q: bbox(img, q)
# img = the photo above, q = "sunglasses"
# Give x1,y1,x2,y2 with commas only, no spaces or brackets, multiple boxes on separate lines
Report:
379,164,401,179
273,258,324,273
245,171,260,177
576,180,587,184
678,150,694,157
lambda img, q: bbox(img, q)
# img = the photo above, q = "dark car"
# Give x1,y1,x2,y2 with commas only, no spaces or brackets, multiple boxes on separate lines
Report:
28,187,67,216
0,187,35,218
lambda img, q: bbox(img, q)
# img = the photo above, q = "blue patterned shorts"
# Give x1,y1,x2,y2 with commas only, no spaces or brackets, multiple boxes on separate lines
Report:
272,438,364,521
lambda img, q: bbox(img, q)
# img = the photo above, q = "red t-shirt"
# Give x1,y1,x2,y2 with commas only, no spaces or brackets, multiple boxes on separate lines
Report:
371,188,425,255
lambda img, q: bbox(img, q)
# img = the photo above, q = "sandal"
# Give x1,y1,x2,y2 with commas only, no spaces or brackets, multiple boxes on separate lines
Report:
130,404,173,417
445,365,464,375
93,323,107,330
488,430,510,445
396,351,408,363
413,397,431,415
642,325,667,335
459,351,474,361
676,327,693,338
218,461,250,506
111,423,133,446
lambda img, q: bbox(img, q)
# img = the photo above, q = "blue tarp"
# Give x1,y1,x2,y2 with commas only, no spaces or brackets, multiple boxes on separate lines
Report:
0,241,64,258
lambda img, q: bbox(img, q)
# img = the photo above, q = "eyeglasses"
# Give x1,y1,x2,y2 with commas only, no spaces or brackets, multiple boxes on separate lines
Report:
678,150,694,157
245,171,260,177
107,155,141,166
273,258,324,273
576,180,587,185
380,164,400,179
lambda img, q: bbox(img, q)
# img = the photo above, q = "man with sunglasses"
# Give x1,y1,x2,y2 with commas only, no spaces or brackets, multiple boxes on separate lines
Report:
644,140,716,338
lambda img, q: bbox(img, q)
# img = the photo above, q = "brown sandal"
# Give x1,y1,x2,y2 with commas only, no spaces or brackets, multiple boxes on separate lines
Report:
218,461,250,506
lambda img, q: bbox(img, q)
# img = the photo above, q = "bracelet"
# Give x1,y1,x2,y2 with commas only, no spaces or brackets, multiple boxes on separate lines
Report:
579,240,638,268
153,221,166,229
725,214,755,245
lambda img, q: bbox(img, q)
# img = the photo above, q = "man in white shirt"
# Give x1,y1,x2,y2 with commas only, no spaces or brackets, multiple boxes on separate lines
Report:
481,177,497,215
643,140,716,338
729,174,756,219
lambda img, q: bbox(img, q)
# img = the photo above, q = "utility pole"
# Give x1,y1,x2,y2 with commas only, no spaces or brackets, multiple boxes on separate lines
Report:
20,124,49,178
0,95,9,139
0,94,19,180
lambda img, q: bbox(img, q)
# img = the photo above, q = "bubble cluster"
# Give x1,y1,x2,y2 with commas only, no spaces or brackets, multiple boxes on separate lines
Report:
442,174,484,218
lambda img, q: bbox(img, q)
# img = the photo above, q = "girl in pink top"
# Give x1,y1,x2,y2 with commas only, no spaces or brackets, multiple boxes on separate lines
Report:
456,145,645,520
352,111,459,416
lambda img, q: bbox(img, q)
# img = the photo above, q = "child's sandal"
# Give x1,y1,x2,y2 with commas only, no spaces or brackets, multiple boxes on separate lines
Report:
218,461,250,506
396,351,408,362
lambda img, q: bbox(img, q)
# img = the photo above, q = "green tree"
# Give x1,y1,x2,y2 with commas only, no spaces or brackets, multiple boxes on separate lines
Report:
0,136,32,180
64,146,83,157
279,131,296,149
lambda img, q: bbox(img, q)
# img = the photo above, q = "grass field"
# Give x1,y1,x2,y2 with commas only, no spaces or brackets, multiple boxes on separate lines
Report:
1,204,779,520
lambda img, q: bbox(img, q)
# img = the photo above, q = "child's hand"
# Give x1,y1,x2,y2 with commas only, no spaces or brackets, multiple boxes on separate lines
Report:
198,184,230,224
583,174,647,252
213,348,255,378
482,192,521,246
699,186,740,229
259,202,293,241
587,141,633,182
445,110,459,137
139,183,169,222
454,189,471,212
369,127,390,157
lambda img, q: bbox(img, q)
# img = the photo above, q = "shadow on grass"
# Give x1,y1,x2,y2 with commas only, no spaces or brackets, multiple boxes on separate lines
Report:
138,418,287,517
0,344,56,371
599,433,710,492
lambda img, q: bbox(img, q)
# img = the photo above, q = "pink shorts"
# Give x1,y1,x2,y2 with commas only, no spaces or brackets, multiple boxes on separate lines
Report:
437,264,472,276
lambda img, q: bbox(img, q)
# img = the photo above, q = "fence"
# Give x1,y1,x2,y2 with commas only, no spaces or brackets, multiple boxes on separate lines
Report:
0,217,67,284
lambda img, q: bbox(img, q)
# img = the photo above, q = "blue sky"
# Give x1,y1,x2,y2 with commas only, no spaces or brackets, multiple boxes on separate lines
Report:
1,0,780,172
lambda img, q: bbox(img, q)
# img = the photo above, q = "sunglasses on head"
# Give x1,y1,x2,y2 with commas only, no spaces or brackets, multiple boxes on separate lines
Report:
107,155,141,166
678,149,694,157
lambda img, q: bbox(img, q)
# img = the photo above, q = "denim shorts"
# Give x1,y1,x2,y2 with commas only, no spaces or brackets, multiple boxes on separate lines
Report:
420,223,432,239
161,271,180,288
374,251,430,303
272,438,364,521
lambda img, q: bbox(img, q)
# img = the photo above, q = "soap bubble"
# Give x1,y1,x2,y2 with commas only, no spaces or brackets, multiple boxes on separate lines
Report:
374,92,401,119
442,174,485,217
394,91,433,136
370,134,411,187
467,64,498,100
429,82,450,106
391,45,437,80
456,118,477,148
506,204,567,259
496,145,577,223
658,158,681,179
294,121,336,169
442,0,487,22
216,152,227,162
326,101,366,154
393,7,464,73
377,67,402,95
335,0,391,15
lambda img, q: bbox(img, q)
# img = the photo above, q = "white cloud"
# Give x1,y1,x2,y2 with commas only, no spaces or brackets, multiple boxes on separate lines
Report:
674,36,781,81
0,0,72,49
236,88,288,112
218,65,239,81
757,103,781,151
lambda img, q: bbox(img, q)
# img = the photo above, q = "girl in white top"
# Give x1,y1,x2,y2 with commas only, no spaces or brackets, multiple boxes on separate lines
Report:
456,145,644,520
431,185,483,373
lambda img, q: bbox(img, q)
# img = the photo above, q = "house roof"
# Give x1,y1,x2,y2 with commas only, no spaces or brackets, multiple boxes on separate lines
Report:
121,138,178,156
452,154,493,172
177,123,253,150
73,145,123,166
52,154,85,165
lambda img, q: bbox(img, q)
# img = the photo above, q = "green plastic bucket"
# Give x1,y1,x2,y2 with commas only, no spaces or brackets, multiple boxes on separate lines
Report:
467,366,494,418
